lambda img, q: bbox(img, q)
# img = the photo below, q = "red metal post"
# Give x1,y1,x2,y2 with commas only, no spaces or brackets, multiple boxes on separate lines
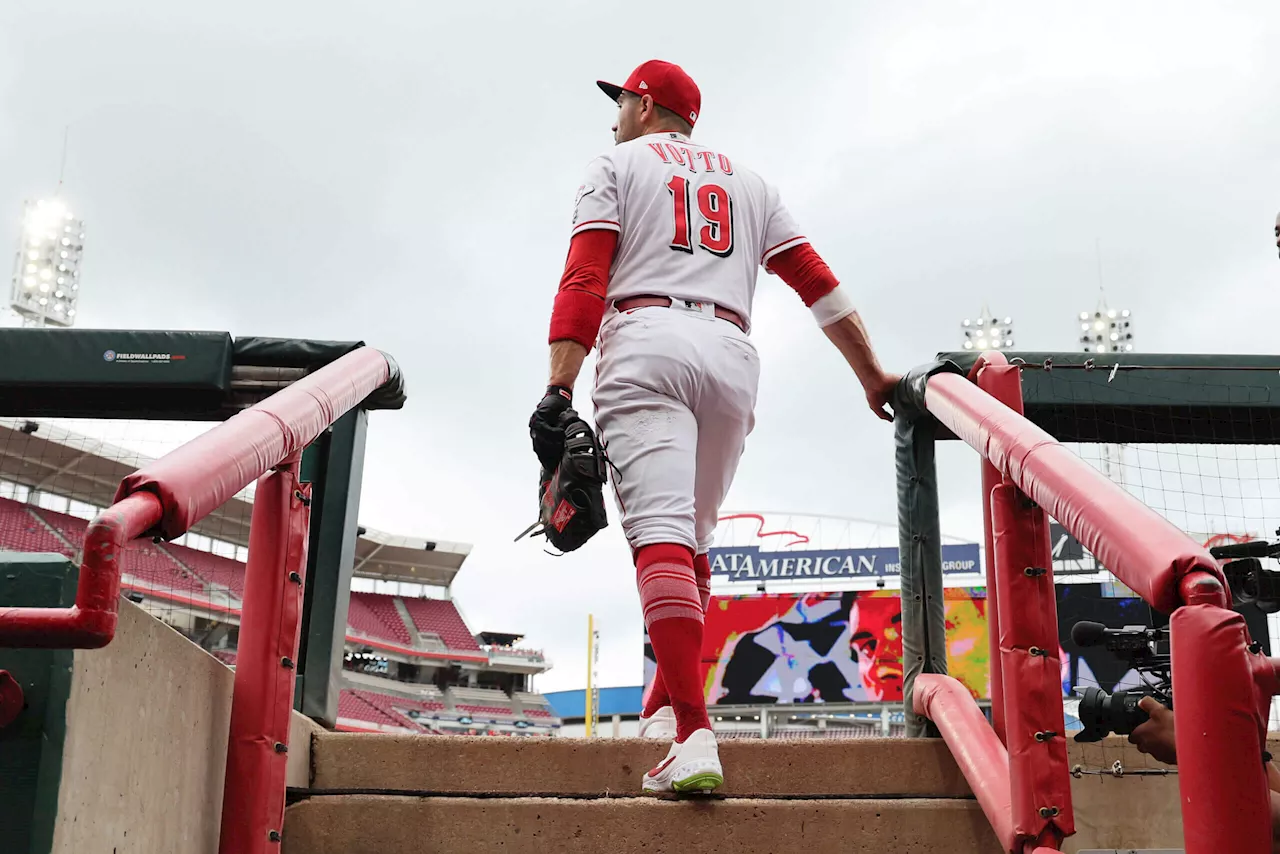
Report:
974,357,1073,849
913,673,1016,851
979,460,1005,744
1171,603,1272,854
218,453,312,854
971,353,1011,746
990,484,1074,848
0,491,163,648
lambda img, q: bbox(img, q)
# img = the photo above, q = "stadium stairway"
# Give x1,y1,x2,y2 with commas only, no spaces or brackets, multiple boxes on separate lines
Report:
281,733,1002,854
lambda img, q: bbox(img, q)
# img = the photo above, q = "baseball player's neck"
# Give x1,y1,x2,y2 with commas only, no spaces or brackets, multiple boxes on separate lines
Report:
619,125,690,144
643,125,690,140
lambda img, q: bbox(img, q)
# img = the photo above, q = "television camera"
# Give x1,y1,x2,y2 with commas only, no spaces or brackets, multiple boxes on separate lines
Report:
1071,620,1171,743
1069,529,1280,742
1209,531,1280,614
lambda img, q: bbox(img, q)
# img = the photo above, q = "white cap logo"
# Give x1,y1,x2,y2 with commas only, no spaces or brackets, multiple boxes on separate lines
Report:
638,81,649,89
689,110,697,122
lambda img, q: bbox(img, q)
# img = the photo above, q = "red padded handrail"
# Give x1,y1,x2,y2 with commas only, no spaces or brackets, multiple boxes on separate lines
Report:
913,674,1015,851
0,347,392,649
0,492,162,648
925,367,1225,613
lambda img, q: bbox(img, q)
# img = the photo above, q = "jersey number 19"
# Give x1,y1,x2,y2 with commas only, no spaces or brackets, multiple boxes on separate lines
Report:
667,176,734,258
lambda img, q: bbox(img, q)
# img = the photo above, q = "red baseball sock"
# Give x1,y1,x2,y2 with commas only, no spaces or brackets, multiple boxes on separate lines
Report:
646,553,711,718
694,552,712,612
642,670,670,718
635,543,711,742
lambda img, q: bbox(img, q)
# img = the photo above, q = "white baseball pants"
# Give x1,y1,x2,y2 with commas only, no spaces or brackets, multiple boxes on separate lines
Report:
591,303,760,554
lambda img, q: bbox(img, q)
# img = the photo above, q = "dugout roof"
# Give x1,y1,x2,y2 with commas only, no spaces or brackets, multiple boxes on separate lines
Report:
0,329,406,418
935,351,1280,444
0,328,468,586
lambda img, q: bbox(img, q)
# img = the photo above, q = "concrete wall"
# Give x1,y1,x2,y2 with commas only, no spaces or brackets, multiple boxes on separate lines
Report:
1066,733,1280,852
47,599,320,853
1066,738,1182,852
51,600,234,853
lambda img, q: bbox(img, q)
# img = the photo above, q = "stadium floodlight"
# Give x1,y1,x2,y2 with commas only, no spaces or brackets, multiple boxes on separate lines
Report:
961,307,1015,352
1077,300,1134,354
10,198,84,327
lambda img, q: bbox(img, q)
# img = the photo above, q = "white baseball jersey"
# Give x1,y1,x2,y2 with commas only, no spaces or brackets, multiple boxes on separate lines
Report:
570,131,807,332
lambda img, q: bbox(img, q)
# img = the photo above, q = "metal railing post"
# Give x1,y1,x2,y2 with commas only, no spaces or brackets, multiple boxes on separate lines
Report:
894,362,960,738
218,452,312,854
1171,600,1271,854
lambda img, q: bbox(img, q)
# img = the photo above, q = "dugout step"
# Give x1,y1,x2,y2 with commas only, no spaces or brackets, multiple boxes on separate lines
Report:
282,794,1001,854
304,733,973,799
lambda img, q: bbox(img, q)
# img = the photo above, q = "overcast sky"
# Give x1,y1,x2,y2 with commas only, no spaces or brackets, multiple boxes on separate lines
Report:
3,1,1279,692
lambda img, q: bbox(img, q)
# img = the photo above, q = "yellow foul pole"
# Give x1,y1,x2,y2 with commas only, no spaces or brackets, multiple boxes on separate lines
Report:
585,614,595,737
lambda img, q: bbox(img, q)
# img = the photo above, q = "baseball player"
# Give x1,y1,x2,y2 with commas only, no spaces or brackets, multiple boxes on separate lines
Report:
1274,211,1279,258
530,59,899,794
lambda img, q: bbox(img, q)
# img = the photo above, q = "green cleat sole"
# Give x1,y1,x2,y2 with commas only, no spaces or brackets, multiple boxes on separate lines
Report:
673,772,724,794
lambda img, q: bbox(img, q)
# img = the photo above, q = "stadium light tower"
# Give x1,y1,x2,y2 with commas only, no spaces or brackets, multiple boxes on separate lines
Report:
1078,304,1134,354
1077,296,1136,493
960,306,1015,352
10,197,85,328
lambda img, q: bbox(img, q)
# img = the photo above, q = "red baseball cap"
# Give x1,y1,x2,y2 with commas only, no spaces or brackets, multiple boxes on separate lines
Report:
597,60,701,128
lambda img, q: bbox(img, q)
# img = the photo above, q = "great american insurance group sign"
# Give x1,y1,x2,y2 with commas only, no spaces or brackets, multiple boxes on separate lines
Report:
708,544,981,582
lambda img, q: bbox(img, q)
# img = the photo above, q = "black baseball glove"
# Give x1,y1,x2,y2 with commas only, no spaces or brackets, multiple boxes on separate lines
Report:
517,407,609,553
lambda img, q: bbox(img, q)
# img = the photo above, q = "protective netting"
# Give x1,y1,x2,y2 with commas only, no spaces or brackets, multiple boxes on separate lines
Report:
0,416,251,665
1023,364,1280,740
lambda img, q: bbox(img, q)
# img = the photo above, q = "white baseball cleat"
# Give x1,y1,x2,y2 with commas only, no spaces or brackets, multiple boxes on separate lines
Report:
638,705,676,740
642,728,723,794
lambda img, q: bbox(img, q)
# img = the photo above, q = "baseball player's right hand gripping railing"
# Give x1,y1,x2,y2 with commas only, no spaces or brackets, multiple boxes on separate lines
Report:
901,352,1278,854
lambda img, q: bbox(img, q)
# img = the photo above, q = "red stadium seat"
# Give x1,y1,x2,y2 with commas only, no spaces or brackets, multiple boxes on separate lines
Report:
166,544,247,597
0,498,74,556
32,507,206,595
347,593,413,645
457,704,517,718
401,597,481,651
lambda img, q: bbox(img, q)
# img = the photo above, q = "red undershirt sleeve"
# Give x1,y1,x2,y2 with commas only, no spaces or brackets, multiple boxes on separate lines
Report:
548,228,619,349
766,242,840,307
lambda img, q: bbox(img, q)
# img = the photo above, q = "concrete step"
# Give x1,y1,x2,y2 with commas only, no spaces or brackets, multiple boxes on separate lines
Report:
282,794,1002,854
306,734,973,798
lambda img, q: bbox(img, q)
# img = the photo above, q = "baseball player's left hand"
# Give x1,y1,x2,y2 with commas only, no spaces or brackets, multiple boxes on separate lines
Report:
530,385,574,470
866,373,901,422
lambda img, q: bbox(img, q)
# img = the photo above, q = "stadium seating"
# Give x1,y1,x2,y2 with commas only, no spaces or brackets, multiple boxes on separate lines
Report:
404,686,447,713
337,689,457,733
401,597,481,651
126,542,208,595
456,705,516,717
512,691,560,722
0,498,73,555
337,691,415,731
347,592,413,645
167,543,247,597
33,507,207,595
449,686,518,719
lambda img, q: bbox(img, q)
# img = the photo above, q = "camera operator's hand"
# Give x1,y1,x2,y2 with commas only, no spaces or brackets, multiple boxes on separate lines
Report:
1128,697,1177,765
